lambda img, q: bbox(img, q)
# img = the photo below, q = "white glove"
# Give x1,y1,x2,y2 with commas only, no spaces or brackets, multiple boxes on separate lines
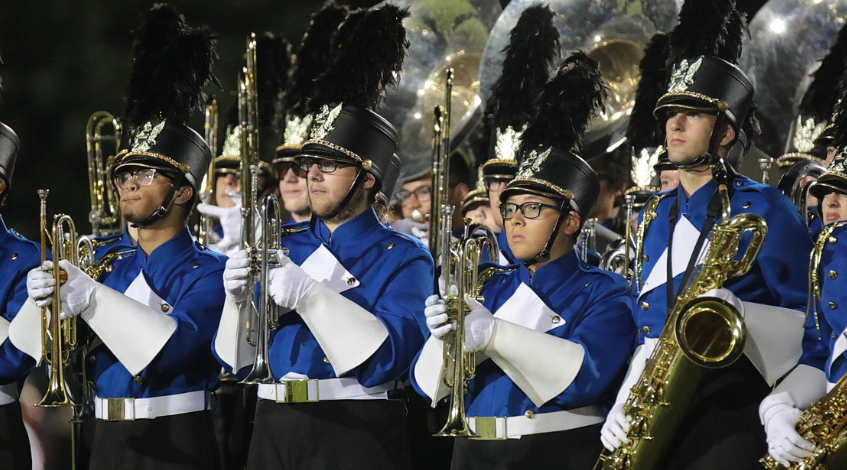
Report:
56,259,98,319
761,397,814,466
410,224,429,242
600,403,631,452
424,295,452,339
223,250,251,303
268,255,315,309
27,261,55,308
463,294,495,353
197,202,243,253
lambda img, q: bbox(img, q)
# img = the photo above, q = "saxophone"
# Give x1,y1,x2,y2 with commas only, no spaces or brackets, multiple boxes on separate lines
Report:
760,221,847,470
595,164,768,470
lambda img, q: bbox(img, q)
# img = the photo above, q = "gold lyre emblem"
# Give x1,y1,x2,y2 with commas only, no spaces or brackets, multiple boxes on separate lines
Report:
668,57,703,94
131,120,166,153
517,147,551,179
310,104,343,141
221,126,242,157
792,116,827,153
285,114,314,145
494,125,525,161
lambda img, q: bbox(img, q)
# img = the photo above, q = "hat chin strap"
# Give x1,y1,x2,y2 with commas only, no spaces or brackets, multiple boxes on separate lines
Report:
524,198,570,268
674,113,728,171
130,174,184,229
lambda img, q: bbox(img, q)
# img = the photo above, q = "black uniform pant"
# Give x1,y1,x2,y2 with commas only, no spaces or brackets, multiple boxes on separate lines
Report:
0,401,31,470
451,423,603,470
247,398,411,470
89,410,221,470
659,355,770,470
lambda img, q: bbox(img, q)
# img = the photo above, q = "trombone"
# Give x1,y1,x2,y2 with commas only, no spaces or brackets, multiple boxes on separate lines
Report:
198,96,219,246
86,111,122,237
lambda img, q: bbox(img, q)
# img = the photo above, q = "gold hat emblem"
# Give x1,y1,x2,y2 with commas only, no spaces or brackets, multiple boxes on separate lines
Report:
131,120,166,153
668,57,703,94
310,104,343,141
516,147,551,179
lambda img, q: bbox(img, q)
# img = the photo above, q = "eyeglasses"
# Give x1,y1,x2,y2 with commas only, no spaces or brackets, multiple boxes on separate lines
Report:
395,185,432,203
273,161,301,178
298,157,350,177
500,201,561,220
114,168,173,188
485,178,510,192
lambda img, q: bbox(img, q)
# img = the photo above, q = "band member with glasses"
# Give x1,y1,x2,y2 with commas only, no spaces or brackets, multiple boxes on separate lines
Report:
479,5,559,265
600,1,811,468
20,6,225,469
412,53,635,470
214,7,432,469
0,120,39,469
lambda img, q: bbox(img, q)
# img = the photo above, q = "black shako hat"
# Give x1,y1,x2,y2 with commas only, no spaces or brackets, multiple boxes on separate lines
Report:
112,3,218,191
481,4,559,183
501,52,605,226
0,122,19,192
653,0,752,135
297,4,410,198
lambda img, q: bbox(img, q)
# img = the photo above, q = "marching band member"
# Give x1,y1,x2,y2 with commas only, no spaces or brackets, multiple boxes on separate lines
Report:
413,52,635,470
17,5,225,469
197,33,290,257
758,79,847,467
600,0,812,468
0,120,37,469
214,6,433,469
479,4,560,266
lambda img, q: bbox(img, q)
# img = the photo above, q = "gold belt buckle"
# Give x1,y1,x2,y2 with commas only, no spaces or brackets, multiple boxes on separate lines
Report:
105,398,135,421
275,380,319,403
471,417,506,440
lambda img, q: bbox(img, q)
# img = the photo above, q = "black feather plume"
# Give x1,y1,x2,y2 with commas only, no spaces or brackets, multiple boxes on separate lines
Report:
521,52,607,154
717,7,747,64
283,1,348,118
627,33,670,153
124,4,219,129
488,4,559,133
668,0,735,66
309,4,410,111
800,23,847,123
256,33,291,127
832,86,847,149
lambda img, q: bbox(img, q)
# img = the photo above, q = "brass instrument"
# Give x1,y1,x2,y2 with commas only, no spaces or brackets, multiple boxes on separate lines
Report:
435,209,502,438
428,68,453,259
599,194,636,282
241,188,283,384
595,163,768,470
86,111,122,237
240,33,260,251
198,96,219,246
37,189,84,408
759,156,774,185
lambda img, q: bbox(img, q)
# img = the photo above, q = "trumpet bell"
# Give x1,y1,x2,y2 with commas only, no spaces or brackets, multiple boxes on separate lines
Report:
675,296,746,369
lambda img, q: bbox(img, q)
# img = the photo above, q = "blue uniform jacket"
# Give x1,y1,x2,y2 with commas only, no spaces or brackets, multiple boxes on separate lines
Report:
89,228,226,398
254,208,434,387
633,176,811,344
799,223,847,383
0,216,40,385
412,251,635,417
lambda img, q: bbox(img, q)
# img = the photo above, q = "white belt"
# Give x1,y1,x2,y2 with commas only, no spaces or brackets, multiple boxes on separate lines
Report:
0,383,19,406
94,390,209,421
257,378,395,403
467,405,605,440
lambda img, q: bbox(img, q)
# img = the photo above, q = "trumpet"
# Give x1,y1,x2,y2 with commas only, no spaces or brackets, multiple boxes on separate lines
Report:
428,68,453,257
435,209,503,438
198,96,219,246
86,111,122,237
599,194,636,282
36,189,91,408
